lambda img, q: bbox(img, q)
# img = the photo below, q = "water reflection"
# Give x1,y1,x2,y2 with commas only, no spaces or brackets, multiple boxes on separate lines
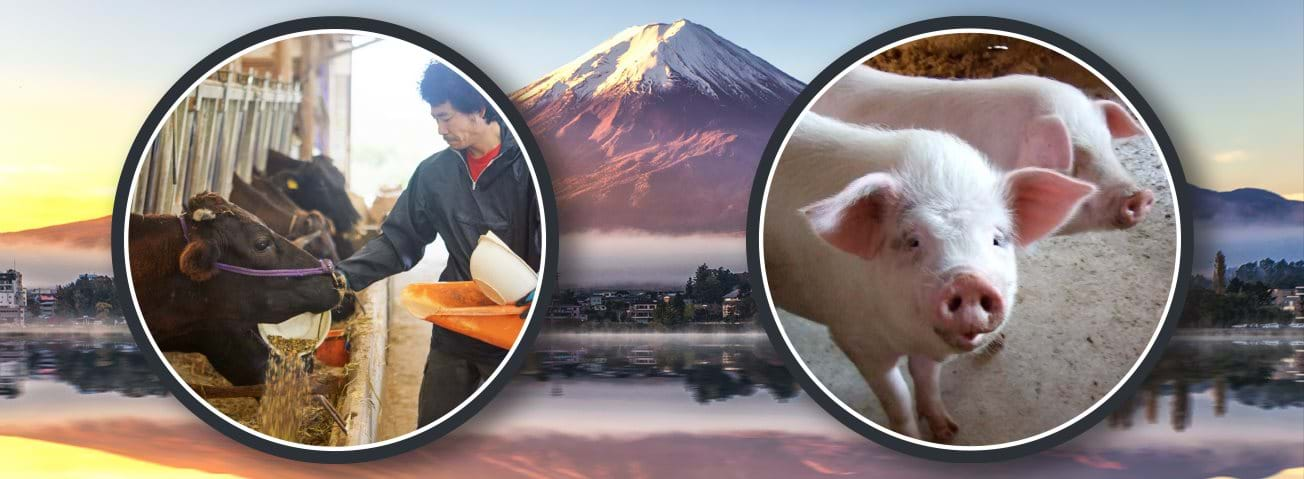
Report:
1108,337,1304,432
521,332,799,403
0,334,168,399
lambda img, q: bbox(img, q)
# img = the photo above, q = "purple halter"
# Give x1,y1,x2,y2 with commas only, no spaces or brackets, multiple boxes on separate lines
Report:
179,215,336,278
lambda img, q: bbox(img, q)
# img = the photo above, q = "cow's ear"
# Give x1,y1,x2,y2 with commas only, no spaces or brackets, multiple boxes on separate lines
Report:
801,172,900,260
179,239,218,282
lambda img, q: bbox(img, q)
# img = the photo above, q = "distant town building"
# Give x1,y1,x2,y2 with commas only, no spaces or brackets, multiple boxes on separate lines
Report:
1270,288,1292,306
547,305,586,321
1272,287,1303,315
627,303,656,322
36,294,56,318
0,269,25,324
721,288,743,318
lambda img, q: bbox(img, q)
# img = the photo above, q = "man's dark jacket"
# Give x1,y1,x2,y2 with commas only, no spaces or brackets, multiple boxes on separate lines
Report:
337,127,540,363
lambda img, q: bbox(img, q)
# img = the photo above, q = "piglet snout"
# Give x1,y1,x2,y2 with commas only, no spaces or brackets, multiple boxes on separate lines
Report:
937,273,1005,337
1116,189,1155,228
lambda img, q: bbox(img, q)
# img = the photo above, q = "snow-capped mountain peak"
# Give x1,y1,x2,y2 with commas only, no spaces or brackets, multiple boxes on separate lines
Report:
510,20,804,235
516,19,802,108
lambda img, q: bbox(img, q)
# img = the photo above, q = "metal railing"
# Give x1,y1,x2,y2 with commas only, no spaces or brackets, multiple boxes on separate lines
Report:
133,70,302,214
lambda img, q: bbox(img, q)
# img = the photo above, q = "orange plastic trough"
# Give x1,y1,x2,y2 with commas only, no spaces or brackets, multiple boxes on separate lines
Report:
399,281,526,350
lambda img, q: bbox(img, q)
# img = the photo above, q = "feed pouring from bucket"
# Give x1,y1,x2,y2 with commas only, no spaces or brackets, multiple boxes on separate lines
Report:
258,311,332,358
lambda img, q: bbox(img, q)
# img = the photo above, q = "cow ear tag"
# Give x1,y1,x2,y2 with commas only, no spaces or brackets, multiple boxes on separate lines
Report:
286,178,299,190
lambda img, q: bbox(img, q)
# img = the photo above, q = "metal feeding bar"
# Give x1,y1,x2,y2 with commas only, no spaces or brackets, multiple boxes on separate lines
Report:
134,69,302,215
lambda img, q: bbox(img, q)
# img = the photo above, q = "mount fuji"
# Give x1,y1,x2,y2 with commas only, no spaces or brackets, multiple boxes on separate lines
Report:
512,19,804,234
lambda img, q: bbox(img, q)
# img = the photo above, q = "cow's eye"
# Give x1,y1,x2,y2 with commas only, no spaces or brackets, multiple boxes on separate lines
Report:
255,238,272,252
993,233,1006,247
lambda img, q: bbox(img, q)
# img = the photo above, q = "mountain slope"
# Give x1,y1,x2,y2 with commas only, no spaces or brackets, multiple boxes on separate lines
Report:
512,19,804,234
1188,185,1304,225
0,216,110,250
0,216,112,287
1188,185,1304,271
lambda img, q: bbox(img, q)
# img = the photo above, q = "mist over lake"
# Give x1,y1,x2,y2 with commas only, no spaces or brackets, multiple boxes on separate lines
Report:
1192,222,1303,274
558,231,748,288
0,243,112,288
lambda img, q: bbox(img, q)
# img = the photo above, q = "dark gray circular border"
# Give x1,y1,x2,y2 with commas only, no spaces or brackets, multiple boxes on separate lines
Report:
110,16,558,463
745,16,1192,463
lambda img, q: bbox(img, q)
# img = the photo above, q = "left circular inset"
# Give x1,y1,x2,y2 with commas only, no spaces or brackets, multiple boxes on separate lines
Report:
110,16,557,462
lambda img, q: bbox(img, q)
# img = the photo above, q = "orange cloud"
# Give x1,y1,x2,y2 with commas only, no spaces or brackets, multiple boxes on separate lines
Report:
1042,450,1127,471
0,436,244,478
1262,467,1304,479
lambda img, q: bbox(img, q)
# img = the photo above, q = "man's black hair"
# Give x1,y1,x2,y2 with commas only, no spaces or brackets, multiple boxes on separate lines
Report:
419,62,501,125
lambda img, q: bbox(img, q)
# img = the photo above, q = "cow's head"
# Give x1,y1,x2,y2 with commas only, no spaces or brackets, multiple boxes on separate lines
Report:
270,156,361,233
179,193,343,322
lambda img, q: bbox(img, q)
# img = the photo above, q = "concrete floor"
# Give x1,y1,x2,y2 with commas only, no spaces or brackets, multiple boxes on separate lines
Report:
376,241,444,440
777,136,1176,445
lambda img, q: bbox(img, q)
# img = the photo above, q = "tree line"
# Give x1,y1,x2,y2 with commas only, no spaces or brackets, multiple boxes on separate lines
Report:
27,275,119,320
1179,255,1299,328
652,263,754,326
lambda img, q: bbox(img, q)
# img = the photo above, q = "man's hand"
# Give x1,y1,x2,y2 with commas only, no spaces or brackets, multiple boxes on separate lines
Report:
515,290,534,319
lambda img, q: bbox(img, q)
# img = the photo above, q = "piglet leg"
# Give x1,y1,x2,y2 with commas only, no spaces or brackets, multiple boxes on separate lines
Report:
866,361,920,438
838,338,920,437
908,354,959,443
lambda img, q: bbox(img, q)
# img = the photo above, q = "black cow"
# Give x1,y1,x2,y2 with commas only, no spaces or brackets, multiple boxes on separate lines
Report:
128,193,343,385
262,150,360,258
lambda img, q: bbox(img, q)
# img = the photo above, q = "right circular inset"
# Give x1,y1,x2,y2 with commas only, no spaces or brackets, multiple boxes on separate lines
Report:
747,17,1190,461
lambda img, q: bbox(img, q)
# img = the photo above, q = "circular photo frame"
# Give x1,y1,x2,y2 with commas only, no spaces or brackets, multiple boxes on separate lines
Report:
110,17,557,462
746,16,1192,462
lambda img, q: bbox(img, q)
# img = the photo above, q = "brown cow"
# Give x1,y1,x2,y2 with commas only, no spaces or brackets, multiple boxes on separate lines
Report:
229,176,340,262
128,193,343,385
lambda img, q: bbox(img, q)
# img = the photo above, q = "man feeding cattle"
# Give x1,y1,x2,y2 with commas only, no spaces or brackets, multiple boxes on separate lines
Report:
335,62,541,427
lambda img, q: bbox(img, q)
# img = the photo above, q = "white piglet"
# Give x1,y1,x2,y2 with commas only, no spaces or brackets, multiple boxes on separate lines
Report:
813,66,1151,234
763,113,1094,442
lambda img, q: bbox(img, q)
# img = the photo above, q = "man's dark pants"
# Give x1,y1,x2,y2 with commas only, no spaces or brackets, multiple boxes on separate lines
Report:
416,341,500,426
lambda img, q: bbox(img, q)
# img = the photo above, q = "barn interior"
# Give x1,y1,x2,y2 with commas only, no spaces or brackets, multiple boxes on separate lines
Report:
774,34,1176,446
131,33,446,446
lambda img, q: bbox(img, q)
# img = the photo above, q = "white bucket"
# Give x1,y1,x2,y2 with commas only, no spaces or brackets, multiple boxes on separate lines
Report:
256,311,331,357
470,231,537,305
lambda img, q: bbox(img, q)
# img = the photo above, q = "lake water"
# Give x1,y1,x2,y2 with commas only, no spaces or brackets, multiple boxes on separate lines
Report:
0,333,176,422
474,330,1303,477
472,330,847,436
1,330,1299,477
1104,336,1303,433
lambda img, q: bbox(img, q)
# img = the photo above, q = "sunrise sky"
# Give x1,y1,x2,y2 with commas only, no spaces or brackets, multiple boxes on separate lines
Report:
1,5,1298,477
1,0,1300,233
0,436,241,479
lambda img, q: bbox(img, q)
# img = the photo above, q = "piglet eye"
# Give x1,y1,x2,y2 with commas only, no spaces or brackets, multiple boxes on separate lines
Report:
993,235,1004,247
907,237,920,249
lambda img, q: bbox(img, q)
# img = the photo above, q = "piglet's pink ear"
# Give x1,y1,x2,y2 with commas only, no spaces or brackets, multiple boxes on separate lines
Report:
1097,100,1142,139
1005,168,1096,247
800,172,899,260
1016,115,1073,172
